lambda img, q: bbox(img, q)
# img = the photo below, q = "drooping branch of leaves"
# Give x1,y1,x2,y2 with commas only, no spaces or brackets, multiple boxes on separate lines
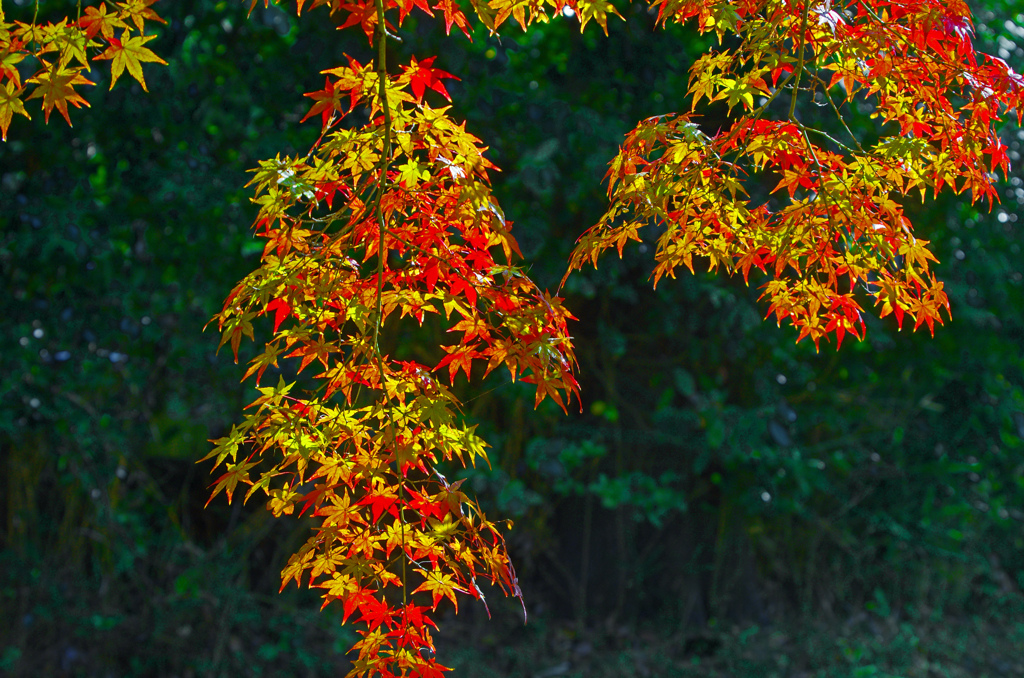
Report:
199,42,581,678
5,0,1024,675
566,0,1023,348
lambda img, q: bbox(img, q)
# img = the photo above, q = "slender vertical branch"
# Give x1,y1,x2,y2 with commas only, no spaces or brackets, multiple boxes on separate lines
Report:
788,0,812,121
372,0,391,365
371,0,410,637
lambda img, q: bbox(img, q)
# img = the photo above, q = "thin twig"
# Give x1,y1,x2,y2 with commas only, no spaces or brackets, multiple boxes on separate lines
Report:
811,73,866,154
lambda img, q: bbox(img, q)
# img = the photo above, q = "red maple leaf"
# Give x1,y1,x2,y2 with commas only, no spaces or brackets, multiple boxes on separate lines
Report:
431,0,470,35
404,56,458,103
358,490,400,523
357,596,396,630
301,77,345,128
265,297,291,332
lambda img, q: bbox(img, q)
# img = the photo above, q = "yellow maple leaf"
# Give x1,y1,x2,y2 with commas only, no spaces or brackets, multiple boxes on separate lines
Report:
0,80,30,141
26,63,93,125
95,31,167,92
48,20,94,69
576,0,624,34
396,159,430,188
413,567,461,610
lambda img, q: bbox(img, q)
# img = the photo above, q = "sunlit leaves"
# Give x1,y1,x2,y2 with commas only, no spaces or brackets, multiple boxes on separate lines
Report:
413,568,461,610
94,31,167,91
15,0,1022,674
574,0,624,34
207,55,578,678
566,0,1020,350
403,56,457,103
79,3,128,40
116,0,166,32
25,64,92,125
0,80,28,140
0,1,167,136
301,77,347,126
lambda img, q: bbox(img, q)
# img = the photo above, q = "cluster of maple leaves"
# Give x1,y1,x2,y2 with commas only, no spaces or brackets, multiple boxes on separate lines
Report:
0,0,165,140
205,51,579,675
566,0,1024,348
6,0,1024,674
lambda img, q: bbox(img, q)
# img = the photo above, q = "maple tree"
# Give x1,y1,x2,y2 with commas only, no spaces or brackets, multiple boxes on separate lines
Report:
4,0,1023,674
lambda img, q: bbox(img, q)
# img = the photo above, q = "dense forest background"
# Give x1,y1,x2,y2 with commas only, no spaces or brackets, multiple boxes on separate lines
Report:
3,0,1024,675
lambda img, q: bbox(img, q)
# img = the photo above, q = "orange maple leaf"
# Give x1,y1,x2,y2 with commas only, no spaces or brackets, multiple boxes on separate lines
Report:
26,63,93,125
115,0,167,32
1,42,28,88
78,3,128,40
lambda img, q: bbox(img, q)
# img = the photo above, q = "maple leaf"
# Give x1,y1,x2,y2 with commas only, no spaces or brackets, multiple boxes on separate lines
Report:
407,488,449,525
78,3,129,40
523,372,569,412
336,0,381,43
394,0,434,23
435,344,481,383
0,45,27,88
413,568,461,611
115,0,166,33
301,77,346,128
295,482,334,517
0,80,29,141
94,31,168,91
898,237,939,272
216,310,256,362
243,341,285,383
358,487,400,523
293,0,334,15
403,604,439,632
205,456,260,506
199,422,251,469
26,63,92,125
576,0,624,35
265,297,292,333
280,546,317,591
396,158,431,188
315,490,365,528
431,0,470,35
712,76,766,112
47,20,94,69
403,56,458,103
983,140,1010,175
381,521,410,559
285,334,340,373
356,595,396,631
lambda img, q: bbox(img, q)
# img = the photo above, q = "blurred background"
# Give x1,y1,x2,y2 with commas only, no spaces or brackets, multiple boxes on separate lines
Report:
2,0,1024,676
